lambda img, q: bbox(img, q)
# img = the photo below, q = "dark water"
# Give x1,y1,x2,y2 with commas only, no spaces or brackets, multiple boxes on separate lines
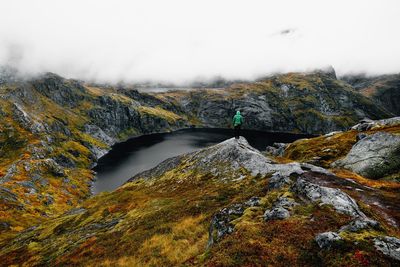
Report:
92,128,312,194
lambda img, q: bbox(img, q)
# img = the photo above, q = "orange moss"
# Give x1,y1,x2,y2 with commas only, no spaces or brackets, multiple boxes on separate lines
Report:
271,156,295,164
332,169,400,191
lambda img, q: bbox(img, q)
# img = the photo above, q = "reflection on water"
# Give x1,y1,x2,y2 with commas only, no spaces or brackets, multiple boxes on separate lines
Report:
92,128,311,194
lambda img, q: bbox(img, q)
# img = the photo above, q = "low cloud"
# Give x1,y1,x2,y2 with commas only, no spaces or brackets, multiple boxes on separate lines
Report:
0,0,399,84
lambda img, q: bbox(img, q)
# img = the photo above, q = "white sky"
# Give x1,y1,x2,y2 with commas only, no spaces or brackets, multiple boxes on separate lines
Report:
0,0,399,83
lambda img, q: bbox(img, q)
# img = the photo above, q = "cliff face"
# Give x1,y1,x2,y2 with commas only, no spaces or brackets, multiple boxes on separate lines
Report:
342,74,400,116
154,72,392,134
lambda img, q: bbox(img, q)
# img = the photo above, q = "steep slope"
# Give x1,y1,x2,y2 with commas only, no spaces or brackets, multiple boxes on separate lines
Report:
1,138,399,266
0,73,189,241
342,74,400,115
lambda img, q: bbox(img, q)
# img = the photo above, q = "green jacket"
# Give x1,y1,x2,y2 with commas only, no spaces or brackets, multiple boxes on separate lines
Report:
232,111,243,126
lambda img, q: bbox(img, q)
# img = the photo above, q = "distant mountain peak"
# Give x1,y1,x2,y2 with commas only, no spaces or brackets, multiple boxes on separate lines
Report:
312,65,337,79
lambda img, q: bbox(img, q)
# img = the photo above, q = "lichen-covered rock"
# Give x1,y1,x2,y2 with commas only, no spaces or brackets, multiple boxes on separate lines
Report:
0,186,18,202
333,131,400,179
299,163,333,176
264,197,298,221
0,163,18,184
351,118,376,131
65,207,87,216
351,117,400,131
292,177,365,218
268,173,292,190
130,137,333,186
315,232,343,249
41,159,66,177
245,196,261,207
339,218,380,233
265,143,288,157
264,207,290,220
374,236,400,261
12,103,46,134
31,72,86,108
191,137,275,178
208,197,261,247
84,124,115,146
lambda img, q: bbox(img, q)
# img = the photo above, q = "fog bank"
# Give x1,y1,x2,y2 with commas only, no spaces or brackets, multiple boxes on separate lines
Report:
1,0,400,84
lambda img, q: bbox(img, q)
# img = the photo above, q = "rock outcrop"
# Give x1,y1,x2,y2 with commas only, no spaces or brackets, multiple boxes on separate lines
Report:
343,73,400,116
333,131,400,179
315,232,343,249
374,236,400,261
265,142,288,157
154,71,392,134
292,177,366,218
264,197,298,220
208,197,260,247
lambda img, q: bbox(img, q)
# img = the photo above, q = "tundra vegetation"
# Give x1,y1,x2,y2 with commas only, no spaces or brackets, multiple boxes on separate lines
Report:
0,69,399,266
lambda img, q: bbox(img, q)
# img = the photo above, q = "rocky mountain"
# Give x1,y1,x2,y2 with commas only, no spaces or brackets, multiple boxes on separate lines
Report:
341,73,400,116
153,71,393,134
0,72,190,242
0,69,399,265
1,120,399,266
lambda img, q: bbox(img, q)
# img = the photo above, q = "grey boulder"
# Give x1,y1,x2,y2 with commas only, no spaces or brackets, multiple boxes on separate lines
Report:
292,178,365,218
265,143,288,157
333,131,400,179
264,197,298,221
315,232,343,249
339,218,380,233
264,207,290,220
374,236,400,261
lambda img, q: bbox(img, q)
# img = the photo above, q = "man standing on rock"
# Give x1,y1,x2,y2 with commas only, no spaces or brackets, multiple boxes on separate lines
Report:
232,110,244,139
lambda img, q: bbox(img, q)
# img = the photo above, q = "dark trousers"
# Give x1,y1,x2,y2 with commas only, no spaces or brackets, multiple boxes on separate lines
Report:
234,125,241,139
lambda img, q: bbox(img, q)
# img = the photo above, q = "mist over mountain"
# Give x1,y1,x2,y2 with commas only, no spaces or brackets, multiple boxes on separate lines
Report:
1,0,400,84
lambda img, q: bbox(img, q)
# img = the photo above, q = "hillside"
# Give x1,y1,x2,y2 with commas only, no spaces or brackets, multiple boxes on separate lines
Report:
153,71,393,134
341,74,400,116
0,69,399,265
1,122,399,266
0,72,189,241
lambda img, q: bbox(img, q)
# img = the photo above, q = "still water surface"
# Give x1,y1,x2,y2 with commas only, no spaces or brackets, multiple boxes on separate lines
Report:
92,128,311,193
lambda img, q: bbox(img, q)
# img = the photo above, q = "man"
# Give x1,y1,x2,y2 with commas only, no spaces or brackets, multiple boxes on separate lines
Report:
232,110,243,139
